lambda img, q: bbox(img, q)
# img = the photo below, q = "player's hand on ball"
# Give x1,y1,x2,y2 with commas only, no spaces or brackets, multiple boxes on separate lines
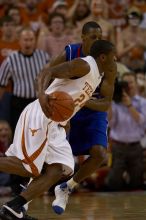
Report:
38,92,56,119
39,91,74,122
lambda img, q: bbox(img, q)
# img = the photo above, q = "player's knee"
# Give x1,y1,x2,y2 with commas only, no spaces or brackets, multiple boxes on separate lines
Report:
45,163,73,180
61,165,73,179
90,145,107,164
45,163,63,179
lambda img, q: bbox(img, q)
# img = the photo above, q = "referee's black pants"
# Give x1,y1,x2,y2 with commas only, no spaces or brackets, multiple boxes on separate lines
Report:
10,95,36,134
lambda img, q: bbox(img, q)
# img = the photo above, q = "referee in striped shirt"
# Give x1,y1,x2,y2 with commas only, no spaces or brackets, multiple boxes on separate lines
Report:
0,27,50,133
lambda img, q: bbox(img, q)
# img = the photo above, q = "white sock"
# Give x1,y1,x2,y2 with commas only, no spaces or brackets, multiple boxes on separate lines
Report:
67,178,78,190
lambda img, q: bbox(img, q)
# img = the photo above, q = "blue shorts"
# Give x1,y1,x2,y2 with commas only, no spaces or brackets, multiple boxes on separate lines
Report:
69,110,108,156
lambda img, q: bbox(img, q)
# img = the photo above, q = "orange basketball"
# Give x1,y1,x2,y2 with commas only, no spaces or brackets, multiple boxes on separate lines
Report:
49,91,75,122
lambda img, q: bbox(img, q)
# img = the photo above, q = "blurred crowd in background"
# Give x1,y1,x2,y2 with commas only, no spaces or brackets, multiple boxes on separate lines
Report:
1,0,146,196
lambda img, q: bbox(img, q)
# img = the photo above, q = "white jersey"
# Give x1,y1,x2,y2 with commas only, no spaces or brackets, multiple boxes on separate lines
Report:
6,56,103,176
46,56,103,115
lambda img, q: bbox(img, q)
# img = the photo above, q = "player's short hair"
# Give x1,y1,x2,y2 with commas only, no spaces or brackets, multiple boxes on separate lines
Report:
90,40,115,59
82,21,101,34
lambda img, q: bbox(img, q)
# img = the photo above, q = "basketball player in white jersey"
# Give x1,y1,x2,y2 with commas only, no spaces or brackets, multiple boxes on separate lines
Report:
0,40,117,220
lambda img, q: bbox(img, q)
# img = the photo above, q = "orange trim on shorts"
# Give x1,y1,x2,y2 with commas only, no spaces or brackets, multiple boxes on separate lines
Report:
21,111,51,176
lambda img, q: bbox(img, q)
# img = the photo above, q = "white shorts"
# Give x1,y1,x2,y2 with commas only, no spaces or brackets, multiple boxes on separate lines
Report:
6,99,74,176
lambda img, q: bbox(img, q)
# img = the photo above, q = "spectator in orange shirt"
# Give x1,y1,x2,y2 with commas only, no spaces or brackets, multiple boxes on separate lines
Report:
20,0,43,32
0,120,12,191
0,16,19,64
7,7,25,36
0,0,19,19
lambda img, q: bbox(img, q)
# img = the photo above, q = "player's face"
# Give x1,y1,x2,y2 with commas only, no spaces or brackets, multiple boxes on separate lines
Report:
82,27,102,54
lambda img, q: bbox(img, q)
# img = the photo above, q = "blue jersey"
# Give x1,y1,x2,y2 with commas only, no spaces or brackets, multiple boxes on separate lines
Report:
65,44,108,155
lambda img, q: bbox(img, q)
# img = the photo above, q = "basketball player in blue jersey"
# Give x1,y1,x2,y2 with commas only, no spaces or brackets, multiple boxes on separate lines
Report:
38,22,116,214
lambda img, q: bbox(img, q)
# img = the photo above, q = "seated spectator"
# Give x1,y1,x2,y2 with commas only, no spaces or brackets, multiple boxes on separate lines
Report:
36,1,70,37
0,15,19,101
0,120,12,191
37,12,74,58
20,0,43,32
67,0,90,26
7,7,24,36
0,0,19,18
117,7,146,71
117,62,130,79
135,69,146,97
74,0,115,43
0,16,19,64
106,0,130,29
106,72,146,191
50,0,68,19
0,120,12,156
35,0,54,15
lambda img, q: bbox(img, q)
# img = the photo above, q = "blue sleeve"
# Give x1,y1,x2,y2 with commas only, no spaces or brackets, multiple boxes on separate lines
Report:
65,45,71,61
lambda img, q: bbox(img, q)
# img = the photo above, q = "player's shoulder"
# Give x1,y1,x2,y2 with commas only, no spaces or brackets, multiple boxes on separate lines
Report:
81,55,96,64
65,43,81,49
65,43,82,53
65,43,82,61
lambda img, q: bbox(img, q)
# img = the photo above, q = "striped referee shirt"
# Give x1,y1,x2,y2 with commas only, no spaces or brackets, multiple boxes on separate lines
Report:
0,49,50,98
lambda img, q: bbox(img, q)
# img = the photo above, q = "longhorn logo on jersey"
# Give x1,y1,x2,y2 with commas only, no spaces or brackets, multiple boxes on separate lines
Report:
29,128,41,136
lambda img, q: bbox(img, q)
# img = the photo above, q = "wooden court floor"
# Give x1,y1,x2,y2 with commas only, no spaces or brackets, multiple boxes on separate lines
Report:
1,191,146,220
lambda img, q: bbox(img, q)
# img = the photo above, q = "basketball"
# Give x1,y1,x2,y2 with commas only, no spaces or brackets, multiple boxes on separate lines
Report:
49,91,75,122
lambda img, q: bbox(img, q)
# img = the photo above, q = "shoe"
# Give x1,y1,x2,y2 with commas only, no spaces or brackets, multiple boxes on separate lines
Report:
52,182,72,215
0,205,37,220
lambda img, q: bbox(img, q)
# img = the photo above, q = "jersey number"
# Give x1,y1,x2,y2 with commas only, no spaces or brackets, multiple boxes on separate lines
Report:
74,94,86,108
